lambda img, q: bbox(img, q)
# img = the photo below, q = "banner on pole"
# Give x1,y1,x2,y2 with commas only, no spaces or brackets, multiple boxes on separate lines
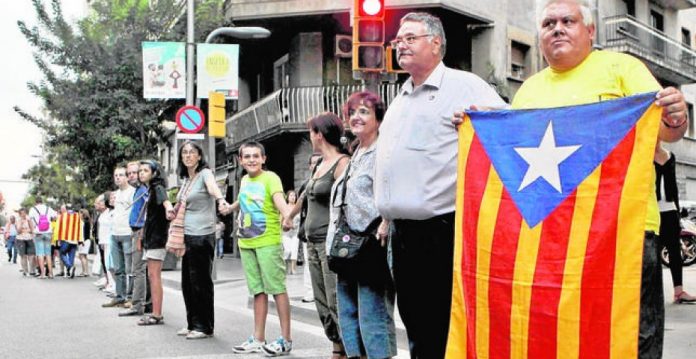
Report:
142,42,186,99
196,44,240,99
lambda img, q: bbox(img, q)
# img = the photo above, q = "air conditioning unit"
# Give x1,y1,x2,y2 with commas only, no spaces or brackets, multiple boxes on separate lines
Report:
335,34,353,58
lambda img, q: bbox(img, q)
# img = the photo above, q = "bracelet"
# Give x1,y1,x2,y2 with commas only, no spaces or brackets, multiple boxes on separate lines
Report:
662,119,687,129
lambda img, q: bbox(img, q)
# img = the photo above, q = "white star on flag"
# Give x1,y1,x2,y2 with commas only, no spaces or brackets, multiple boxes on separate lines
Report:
514,121,581,193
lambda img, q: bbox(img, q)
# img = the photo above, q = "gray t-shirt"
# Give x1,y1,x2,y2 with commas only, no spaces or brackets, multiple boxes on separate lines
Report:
182,168,216,236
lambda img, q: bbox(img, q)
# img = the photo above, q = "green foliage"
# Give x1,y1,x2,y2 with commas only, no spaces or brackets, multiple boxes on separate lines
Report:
21,146,97,209
15,0,226,196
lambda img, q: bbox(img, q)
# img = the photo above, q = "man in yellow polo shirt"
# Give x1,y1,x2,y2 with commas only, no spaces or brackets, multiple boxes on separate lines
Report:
513,1,688,358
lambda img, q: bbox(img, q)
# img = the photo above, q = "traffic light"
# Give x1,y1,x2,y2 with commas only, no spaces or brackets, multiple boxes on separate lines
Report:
353,0,385,72
385,45,406,73
208,91,226,138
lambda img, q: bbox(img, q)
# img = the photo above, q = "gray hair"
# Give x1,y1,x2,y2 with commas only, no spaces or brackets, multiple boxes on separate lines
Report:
400,12,447,58
538,0,594,28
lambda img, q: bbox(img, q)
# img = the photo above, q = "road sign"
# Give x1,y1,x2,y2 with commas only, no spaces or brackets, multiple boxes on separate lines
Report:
176,105,206,134
176,133,205,140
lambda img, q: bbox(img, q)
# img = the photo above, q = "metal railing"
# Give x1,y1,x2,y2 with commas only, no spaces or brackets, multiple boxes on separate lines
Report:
226,83,401,146
604,15,696,82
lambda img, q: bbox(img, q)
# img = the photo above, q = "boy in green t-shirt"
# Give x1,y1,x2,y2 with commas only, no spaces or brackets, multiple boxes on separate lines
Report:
223,141,294,356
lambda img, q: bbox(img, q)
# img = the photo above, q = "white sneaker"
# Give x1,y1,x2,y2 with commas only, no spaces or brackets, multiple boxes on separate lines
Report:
93,278,106,287
262,337,292,357
233,336,265,354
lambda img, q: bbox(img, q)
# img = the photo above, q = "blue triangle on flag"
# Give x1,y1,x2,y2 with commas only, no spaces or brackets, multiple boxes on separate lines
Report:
468,92,656,227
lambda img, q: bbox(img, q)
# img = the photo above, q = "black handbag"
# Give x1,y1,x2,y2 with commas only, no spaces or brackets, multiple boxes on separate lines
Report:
328,162,388,281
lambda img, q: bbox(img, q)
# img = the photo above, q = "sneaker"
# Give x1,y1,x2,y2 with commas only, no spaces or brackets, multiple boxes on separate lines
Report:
176,327,191,336
186,330,212,340
262,337,292,357
301,296,314,303
232,336,265,353
102,299,126,308
93,278,107,287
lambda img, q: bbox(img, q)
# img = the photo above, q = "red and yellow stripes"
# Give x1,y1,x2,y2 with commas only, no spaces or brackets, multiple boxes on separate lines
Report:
56,213,83,244
447,105,660,359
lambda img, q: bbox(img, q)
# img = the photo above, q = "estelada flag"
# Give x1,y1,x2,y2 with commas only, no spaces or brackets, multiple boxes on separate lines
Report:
447,92,661,359
56,212,83,243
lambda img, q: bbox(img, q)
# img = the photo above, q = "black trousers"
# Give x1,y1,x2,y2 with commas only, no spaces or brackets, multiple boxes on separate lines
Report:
658,210,682,287
392,212,454,359
639,232,664,359
181,234,215,334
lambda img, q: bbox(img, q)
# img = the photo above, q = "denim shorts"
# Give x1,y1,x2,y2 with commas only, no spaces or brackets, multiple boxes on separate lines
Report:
33,233,52,256
240,244,286,295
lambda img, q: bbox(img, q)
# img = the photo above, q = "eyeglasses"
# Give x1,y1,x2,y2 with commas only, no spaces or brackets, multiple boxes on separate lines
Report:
389,34,432,47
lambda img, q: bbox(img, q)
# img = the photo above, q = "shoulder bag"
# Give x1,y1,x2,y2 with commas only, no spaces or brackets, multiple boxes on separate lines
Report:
166,173,199,255
328,162,388,281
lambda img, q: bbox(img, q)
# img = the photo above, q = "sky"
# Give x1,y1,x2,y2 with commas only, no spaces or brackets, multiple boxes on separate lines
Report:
0,0,87,213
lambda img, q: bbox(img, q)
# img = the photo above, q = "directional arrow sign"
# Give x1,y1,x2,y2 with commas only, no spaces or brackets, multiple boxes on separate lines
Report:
176,105,206,134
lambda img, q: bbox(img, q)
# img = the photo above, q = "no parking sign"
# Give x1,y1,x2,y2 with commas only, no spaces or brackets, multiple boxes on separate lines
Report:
176,105,206,134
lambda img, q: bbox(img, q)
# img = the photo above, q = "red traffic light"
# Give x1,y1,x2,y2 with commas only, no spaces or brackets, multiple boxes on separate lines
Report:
358,0,384,18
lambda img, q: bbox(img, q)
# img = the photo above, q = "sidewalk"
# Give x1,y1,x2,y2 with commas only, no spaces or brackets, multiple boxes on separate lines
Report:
160,256,407,332
159,256,696,357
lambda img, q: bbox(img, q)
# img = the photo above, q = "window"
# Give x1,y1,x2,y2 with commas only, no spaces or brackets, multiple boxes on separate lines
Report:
682,28,692,47
273,54,290,91
650,10,665,55
621,0,635,16
688,103,695,138
509,41,530,81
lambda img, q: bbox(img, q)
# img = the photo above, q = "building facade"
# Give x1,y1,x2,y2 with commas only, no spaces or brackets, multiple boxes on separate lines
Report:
158,0,696,225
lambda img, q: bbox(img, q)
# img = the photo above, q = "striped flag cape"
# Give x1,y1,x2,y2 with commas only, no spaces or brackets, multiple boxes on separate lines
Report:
56,212,83,243
447,92,661,359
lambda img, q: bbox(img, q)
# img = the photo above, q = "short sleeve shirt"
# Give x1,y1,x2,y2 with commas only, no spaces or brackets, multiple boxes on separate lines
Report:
512,50,661,233
29,204,57,234
183,168,216,236
375,62,507,220
144,184,169,249
236,171,284,249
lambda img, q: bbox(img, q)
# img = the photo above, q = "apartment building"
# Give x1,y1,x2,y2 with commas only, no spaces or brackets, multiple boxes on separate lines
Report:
181,0,696,203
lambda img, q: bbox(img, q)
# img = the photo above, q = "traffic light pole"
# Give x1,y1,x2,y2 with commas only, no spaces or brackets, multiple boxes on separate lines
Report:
363,71,380,94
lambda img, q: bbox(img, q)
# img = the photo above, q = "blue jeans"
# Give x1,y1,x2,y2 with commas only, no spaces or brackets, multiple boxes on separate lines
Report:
59,241,77,268
6,235,17,263
216,237,224,257
337,275,397,358
110,235,133,301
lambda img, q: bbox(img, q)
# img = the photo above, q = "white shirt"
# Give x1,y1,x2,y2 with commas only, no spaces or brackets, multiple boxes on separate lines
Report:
375,62,507,220
112,186,135,235
98,209,113,244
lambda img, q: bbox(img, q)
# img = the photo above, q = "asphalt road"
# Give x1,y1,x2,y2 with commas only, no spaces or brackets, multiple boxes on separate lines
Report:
0,258,693,358
0,259,403,359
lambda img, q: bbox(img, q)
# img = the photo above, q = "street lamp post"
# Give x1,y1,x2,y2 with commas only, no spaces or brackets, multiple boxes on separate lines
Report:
177,0,270,178
198,26,271,176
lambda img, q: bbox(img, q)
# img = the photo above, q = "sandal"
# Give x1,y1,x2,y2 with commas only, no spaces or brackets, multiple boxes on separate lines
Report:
137,314,165,326
331,350,347,359
675,291,696,304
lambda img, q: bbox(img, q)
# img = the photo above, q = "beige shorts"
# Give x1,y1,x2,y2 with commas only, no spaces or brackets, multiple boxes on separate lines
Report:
143,248,167,261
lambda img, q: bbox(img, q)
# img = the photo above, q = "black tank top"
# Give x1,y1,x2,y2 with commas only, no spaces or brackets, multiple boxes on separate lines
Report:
304,157,345,242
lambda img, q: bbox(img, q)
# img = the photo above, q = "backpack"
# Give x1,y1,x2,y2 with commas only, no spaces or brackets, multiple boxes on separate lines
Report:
34,206,51,232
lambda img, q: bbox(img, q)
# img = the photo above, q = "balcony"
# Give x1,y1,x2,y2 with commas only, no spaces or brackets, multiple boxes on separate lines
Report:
604,15,696,84
654,0,696,10
225,84,400,148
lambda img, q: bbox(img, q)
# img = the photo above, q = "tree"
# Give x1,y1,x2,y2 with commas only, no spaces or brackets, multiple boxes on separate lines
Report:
15,0,226,194
21,146,97,209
